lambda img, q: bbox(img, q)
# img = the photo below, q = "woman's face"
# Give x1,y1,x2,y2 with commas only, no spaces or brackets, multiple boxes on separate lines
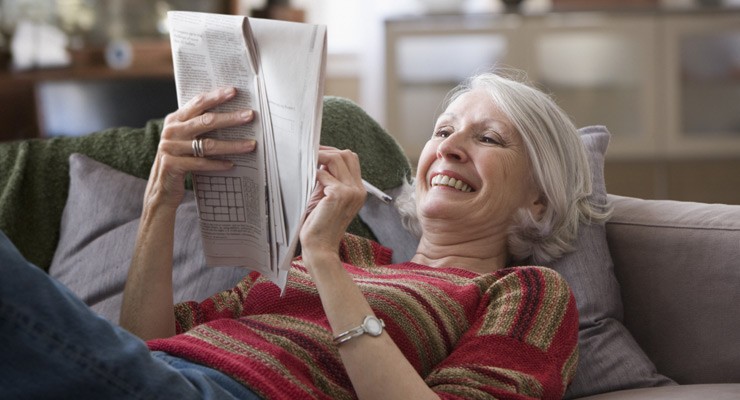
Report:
415,88,543,233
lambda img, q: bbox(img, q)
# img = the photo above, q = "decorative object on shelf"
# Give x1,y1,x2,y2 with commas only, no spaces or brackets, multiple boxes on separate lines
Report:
0,33,8,68
0,0,12,68
104,39,133,69
155,1,172,35
11,20,71,70
551,0,658,10
501,0,525,12
252,0,305,22
56,0,97,50
417,0,466,14
2,0,72,70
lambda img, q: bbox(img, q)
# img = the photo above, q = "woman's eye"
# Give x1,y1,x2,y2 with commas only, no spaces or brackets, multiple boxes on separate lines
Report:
479,135,501,145
433,129,452,138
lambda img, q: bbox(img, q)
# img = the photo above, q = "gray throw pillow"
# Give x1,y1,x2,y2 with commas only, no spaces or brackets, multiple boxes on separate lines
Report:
557,127,674,398
358,126,675,398
359,185,418,264
50,153,247,324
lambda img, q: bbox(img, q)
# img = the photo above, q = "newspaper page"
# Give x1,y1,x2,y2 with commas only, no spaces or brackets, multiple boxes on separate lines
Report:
248,18,327,285
168,11,326,289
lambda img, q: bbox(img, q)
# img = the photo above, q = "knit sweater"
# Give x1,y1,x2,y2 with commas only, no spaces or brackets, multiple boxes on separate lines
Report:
148,234,579,399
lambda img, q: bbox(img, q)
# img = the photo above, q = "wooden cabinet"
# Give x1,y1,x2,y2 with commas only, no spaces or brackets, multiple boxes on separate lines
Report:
384,8,740,203
385,12,663,163
662,13,740,157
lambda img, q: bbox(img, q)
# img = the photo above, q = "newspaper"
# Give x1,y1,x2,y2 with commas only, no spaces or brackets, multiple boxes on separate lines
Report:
167,11,327,290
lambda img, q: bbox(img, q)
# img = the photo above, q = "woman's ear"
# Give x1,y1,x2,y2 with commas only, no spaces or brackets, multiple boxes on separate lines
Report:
529,193,547,221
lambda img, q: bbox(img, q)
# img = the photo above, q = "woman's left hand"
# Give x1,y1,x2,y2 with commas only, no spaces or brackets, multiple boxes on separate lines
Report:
300,147,439,400
299,146,366,258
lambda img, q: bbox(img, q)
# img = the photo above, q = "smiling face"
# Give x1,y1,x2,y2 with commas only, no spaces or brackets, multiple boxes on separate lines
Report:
415,88,543,237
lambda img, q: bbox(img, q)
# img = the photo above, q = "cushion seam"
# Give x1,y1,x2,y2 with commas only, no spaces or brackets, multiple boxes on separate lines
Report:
607,221,740,231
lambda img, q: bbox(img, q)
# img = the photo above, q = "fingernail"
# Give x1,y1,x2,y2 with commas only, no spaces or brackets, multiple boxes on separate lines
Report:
245,140,256,150
241,110,253,120
224,87,236,97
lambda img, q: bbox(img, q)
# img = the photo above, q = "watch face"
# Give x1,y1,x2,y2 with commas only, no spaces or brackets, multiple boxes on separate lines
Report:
364,316,383,336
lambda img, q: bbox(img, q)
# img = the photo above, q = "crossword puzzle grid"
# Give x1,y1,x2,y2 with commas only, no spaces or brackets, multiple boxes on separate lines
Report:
195,175,246,222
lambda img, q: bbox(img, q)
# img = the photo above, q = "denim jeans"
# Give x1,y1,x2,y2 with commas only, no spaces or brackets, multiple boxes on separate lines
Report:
0,231,261,400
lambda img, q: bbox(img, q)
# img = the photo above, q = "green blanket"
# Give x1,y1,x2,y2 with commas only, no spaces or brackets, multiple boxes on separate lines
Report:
0,96,411,271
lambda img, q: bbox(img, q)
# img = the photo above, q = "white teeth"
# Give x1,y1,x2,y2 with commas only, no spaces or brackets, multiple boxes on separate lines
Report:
431,174,472,192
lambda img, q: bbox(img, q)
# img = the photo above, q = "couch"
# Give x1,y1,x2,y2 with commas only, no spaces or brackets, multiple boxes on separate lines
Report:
1,97,738,399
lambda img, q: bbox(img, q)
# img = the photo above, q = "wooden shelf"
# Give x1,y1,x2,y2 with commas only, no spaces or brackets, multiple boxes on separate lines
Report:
0,64,173,83
0,46,175,141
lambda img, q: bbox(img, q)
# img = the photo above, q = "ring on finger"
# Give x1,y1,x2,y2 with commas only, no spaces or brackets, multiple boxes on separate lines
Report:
192,138,205,158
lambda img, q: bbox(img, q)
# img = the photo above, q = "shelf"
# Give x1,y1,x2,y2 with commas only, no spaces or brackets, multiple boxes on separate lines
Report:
0,46,175,141
0,64,173,83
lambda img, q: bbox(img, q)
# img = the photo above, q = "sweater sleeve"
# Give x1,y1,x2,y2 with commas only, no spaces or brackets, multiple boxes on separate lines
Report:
425,266,579,400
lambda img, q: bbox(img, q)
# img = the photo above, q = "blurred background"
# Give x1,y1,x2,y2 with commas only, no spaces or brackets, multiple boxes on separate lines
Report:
1,0,739,203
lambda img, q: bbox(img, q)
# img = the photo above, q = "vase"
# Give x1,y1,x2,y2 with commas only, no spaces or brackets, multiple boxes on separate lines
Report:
501,0,525,12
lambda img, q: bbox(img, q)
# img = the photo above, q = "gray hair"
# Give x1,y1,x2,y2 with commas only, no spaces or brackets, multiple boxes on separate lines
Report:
395,70,611,264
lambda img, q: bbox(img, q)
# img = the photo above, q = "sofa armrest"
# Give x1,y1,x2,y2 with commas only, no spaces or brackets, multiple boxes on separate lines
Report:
605,194,740,384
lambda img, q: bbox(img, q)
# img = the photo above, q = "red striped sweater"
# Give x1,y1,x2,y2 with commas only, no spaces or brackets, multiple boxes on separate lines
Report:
148,234,579,399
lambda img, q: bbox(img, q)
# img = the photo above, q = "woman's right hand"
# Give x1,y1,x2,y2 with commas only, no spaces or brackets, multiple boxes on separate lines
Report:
122,87,256,340
145,86,257,210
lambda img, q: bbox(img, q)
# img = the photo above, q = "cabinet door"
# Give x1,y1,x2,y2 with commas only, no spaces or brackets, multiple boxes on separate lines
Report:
526,13,659,158
385,15,529,164
662,13,740,157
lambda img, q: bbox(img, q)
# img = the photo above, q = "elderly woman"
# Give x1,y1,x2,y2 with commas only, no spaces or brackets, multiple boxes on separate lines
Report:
0,72,607,399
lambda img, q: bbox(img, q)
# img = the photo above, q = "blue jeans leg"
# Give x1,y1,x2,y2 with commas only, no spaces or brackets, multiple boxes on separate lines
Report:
0,231,259,400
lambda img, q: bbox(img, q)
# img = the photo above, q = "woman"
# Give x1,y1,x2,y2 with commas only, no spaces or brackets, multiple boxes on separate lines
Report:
0,72,605,399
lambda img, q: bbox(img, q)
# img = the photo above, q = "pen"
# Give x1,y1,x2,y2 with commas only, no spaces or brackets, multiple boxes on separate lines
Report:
362,179,393,204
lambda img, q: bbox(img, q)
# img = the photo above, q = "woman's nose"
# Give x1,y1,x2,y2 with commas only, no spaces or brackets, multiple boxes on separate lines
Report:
436,133,467,162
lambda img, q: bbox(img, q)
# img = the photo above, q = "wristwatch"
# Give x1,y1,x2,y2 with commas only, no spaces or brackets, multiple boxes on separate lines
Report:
333,315,385,345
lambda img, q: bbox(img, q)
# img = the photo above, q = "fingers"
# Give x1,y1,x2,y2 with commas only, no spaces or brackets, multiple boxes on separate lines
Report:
313,148,366,212
172,87,235,123
158,86,258,164
159,137,257,158
299,149,366,252
316,148,362,187
162,87,255,141
157,153,234,177
162,108,254,140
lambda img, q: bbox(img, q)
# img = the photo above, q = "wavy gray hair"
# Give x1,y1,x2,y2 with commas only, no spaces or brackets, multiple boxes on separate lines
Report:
395,70,611,264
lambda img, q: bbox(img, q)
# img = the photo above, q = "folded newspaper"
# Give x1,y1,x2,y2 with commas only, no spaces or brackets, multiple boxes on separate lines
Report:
167,11,327,290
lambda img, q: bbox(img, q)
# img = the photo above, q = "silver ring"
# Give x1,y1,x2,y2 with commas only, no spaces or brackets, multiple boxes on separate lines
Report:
192,138,204,158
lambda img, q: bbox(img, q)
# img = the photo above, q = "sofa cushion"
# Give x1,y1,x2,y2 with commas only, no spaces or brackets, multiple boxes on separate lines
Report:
49,153,247,323
606,195,740,384
359,126,675,398
574,384,740,400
